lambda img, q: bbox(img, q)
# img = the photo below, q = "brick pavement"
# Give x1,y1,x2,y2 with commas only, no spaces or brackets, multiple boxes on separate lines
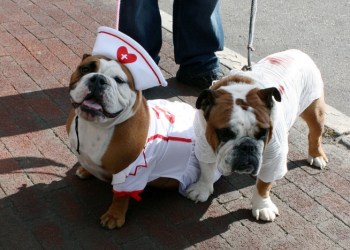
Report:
1,0,350,249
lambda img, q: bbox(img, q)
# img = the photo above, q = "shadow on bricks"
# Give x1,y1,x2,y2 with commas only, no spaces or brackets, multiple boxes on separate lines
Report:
0,159,256,248
0,87,70,137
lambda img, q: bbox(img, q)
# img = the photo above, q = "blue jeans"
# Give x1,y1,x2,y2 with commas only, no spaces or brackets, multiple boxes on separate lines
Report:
119,0,224,78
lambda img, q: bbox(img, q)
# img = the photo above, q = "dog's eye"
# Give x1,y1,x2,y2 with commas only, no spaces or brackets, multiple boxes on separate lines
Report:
255,128,267,140
79,61,97,75
114,76,126,84
216,128,236,142
80,66,90,74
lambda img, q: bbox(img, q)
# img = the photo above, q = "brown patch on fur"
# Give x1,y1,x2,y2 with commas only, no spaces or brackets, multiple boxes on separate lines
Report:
236,98,249,110
69,55,106,88
211,75,253,90
119,62,136,91
256,179,272,198
100,195,130,229
245,88,273,143
69,55,136,92
205,89,234,151
101,96,150,175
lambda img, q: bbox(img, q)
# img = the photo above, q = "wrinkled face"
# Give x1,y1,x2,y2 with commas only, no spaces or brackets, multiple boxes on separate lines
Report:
69,55,137,123
197,75,281,176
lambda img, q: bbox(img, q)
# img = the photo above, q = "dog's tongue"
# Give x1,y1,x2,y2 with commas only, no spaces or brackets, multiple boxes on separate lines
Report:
82,99,102,111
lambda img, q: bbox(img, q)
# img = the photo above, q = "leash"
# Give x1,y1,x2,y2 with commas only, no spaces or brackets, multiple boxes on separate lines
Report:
115,0,121,30
75,116,80,154
242,0,258,71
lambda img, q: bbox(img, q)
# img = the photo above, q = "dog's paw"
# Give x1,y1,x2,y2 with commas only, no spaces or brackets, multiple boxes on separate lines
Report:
251,189,279,222
75,166,92,179
100,211,125,229
186,181,213,203
307,155,328,170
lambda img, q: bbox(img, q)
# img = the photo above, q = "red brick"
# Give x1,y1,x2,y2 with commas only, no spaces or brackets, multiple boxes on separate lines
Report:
215,179,242,204
0,32,19,47
273,182,333,224
315,171,350,202
5,44,37,67
2,133,41,158
27,93,66,120
0,44,8,56
30,12,59,29
8,74,41,93
46,7,72,23
222,221,269,249
0,207,41,248
194,234,232,249
15,33,44,52
285,167,332,198
21,62,63,89
316,192,350,225
25,24,54,40
0,56,25,78
318,217,350,249
51,27,81,45
41,37,81,70
66,10,100,33
68,42,92,57
0,76,17,96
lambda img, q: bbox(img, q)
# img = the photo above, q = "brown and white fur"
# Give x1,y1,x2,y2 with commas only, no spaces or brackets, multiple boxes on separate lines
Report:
186,49,328,221
66,55,179,229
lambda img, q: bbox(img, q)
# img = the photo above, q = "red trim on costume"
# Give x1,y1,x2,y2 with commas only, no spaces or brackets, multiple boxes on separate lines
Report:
113,189,143,201
147,134,192,143
98,31,162,86
129,150,147,176
152,106,175,124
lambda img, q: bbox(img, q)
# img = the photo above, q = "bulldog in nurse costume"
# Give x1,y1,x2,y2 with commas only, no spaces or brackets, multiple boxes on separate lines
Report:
66,27,221,229
186,49,329,221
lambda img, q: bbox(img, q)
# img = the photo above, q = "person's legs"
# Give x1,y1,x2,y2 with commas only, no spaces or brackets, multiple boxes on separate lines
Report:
173,0,224,86
119,0,162,64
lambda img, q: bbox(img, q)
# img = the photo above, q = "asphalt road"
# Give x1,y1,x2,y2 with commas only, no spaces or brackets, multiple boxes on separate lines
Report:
159,0,350,117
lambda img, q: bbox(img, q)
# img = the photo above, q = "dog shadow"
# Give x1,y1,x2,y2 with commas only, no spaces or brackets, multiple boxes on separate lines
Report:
0,155,256,248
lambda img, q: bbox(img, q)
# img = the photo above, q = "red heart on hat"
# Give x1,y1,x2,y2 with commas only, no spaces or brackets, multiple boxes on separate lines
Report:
117,46,137,64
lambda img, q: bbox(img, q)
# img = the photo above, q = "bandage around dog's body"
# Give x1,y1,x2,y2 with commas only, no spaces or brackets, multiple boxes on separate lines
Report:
188,49,328,222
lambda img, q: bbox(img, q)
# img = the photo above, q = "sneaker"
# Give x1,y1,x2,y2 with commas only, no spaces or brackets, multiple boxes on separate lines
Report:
176,69,224,89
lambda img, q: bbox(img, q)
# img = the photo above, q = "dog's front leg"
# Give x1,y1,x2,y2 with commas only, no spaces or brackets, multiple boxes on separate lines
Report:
251,179,279,221
186,161,216,203
100,195,129,229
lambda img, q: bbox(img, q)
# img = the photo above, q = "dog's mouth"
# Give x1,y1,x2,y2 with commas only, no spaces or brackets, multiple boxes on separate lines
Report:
71,95,123,119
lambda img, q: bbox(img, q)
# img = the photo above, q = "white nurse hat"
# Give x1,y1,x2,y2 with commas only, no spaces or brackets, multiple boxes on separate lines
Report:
92,26,167,91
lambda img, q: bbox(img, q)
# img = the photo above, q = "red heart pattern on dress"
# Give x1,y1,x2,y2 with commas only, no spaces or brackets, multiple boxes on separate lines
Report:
117,46,137,64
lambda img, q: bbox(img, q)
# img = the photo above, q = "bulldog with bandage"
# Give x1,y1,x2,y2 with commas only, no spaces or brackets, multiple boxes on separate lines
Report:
186,49,329,221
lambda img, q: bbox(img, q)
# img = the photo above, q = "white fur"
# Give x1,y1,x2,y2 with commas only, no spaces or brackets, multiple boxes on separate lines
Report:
307,155,328,169
68,59,139,181
69,118,114,181
251,187,279,221
186,161,216,202
188,50,328,224
70,59,136,126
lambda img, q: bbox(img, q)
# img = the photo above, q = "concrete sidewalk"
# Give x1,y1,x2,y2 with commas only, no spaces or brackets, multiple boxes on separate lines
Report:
0,0,349,249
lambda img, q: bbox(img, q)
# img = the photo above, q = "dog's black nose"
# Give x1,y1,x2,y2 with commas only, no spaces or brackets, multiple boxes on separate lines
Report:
88,74,107,94
90,74,107,86
239,140,256,153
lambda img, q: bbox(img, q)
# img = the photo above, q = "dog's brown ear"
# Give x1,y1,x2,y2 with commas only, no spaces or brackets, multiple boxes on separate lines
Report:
196,90,215,109
82,54,91,61
196,89,216,119
257,87,281,109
